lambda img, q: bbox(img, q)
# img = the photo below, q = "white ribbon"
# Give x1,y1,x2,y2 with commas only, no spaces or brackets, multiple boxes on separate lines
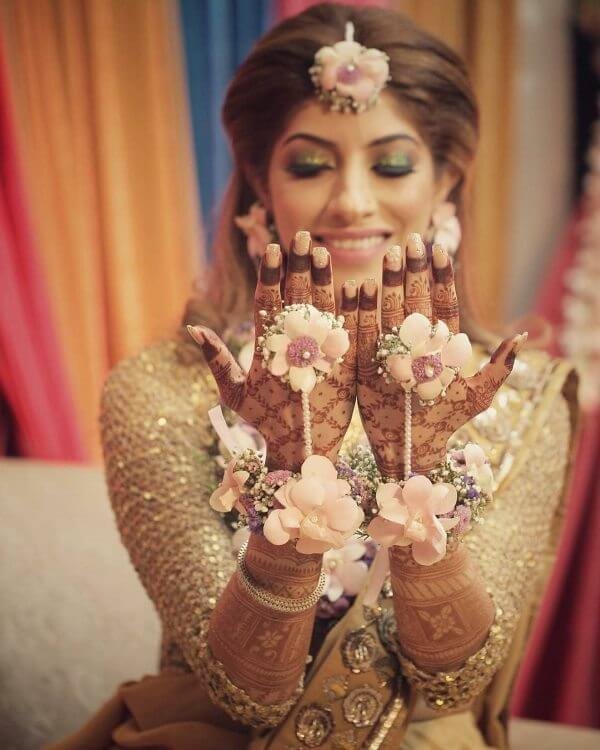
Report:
362,545,390,608
208,405,241,455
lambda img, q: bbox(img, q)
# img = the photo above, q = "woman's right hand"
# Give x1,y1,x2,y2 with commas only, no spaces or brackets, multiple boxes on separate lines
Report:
188,231,358,472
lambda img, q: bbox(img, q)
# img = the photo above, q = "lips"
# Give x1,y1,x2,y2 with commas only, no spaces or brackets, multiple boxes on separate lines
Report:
314,229,393,264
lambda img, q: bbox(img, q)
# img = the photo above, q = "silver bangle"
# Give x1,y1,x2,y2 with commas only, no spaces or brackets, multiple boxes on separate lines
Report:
237,540,327,613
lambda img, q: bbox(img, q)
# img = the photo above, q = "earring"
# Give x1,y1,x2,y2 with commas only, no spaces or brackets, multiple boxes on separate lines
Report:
427,202,461,258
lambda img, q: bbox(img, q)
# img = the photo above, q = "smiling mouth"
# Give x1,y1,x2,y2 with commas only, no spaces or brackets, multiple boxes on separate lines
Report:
314,232,392,251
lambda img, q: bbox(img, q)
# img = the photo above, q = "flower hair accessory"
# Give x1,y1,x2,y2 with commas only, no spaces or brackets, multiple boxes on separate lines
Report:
430,202,461,258
234,203,273,261
309,21,390,113
259,302,350,456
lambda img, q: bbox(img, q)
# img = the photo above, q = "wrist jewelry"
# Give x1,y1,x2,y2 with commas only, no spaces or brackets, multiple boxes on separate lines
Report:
237,540,328,613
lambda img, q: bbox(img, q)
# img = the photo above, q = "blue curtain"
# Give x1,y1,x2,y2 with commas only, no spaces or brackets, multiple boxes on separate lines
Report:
179,0,272,247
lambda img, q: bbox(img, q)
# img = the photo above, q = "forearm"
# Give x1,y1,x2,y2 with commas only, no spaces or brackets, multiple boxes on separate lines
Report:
389,544,495,672
208,532,321,705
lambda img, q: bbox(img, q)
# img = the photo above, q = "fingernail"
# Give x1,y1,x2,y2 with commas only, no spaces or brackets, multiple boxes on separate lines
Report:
432,244,447,268
359,278,378,311
514,331,528,353
265,243,281,267
261,245,281,284
406,233,424,257
289,233,310,272
312,246,329,269
432,244,453,282
294,230,311,255
406,234,427,271
384,245,403,271
341,280,358,310
186,324,204,345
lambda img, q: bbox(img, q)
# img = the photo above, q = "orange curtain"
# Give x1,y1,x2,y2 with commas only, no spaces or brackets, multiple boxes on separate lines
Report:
395,0,515,325
0,0,202,459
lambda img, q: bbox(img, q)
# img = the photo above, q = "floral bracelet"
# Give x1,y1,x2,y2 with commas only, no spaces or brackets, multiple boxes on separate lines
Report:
210,450,366,555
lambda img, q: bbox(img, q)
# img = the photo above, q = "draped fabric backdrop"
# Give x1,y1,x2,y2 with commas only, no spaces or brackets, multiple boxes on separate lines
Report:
0,38,84,460
0,0,202,458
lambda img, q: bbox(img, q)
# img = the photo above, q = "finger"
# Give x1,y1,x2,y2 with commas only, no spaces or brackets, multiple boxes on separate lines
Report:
284,230,312,305
357,278,379,384
465,332,528,415
340,280,358,374
404,233,432,320
381,244,405,334
187,325,245,410
311,246,336,314
254,243,282,337
432,244,460,333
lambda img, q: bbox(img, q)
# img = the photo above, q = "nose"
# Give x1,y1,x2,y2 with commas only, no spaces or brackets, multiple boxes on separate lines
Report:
328,167,376,223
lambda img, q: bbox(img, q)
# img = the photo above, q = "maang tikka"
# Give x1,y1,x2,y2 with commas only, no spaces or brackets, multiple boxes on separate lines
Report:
309,21,390,113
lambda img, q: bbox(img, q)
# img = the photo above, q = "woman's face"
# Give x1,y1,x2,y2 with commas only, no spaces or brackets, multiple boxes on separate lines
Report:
267,91,454,294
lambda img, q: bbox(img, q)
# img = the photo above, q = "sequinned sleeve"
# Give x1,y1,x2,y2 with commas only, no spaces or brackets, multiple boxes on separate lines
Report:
396,383,575,710
100,342,296,726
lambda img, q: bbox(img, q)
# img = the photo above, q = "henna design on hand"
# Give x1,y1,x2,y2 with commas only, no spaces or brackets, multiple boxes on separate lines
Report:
357,237,528,479
189,231,359,473
432,244,460,334
404,234,432,319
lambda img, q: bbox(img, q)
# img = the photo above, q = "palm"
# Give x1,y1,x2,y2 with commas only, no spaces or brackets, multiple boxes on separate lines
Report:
356,239,524,479
190,234,358,472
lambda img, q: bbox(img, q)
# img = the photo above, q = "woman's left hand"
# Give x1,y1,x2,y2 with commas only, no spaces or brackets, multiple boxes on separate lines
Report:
356,234,526,479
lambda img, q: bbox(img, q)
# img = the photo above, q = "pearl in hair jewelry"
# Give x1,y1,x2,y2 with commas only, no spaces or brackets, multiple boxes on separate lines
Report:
259,303,350,457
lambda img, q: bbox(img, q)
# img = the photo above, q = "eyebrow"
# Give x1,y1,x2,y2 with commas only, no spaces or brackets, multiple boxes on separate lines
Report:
282,132,419,148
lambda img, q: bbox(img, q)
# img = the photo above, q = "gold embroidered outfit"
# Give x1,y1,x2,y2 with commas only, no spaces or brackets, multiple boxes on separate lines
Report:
49,335,577,750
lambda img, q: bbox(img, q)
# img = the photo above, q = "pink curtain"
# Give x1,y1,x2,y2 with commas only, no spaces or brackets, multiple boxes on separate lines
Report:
512,214,600,727
0,39,84,461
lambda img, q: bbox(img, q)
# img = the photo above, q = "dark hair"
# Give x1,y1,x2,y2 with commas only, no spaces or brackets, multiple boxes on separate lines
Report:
183,3,485,342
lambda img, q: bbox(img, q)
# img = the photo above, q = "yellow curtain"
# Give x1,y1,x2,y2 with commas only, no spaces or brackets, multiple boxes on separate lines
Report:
395,0,515,326
0,0,202,459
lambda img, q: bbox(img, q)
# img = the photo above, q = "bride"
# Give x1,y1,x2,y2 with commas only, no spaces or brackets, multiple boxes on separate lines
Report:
49,4,577,749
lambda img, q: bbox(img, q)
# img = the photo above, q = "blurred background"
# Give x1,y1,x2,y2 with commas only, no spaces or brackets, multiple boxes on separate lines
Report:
0,0,599,744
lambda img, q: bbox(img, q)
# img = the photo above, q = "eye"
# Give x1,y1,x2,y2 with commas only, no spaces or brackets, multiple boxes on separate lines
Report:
373,164,415,178
286,162,334,178
372,153,415,178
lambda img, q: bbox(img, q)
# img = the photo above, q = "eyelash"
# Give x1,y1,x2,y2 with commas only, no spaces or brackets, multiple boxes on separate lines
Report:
286,163,414,179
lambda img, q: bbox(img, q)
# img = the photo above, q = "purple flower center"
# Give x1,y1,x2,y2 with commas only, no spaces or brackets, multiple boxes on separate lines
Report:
337,63,361,85
286,335,320,367
411,354,443,383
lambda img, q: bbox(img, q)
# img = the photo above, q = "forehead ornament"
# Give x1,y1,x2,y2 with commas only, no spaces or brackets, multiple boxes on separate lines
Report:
309,21,390,113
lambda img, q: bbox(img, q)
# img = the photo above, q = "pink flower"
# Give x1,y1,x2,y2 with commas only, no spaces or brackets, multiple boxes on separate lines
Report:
385,313,472,400
312,24,389,110
432,202,461,257
264,455,364,555
367,475,458,566
234,203,272,260
451,443,494,495
322,541,369,601
266,306,349,393
210,457,250,513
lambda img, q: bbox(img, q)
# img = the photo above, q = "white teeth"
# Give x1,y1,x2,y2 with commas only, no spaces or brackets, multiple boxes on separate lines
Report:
327,236,385,250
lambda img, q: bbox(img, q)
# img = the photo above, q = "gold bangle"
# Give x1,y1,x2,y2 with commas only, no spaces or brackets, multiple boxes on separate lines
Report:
237,540,327,613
